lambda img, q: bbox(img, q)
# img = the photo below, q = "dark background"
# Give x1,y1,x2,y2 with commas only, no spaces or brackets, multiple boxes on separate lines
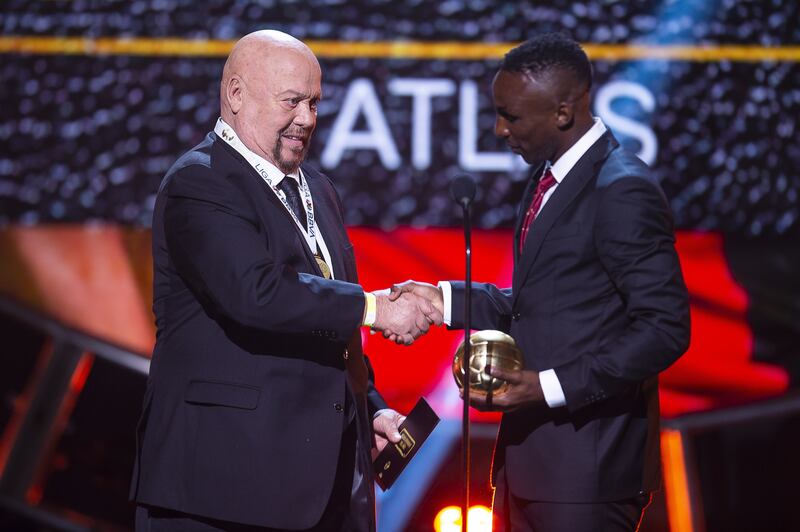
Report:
1,0,798,236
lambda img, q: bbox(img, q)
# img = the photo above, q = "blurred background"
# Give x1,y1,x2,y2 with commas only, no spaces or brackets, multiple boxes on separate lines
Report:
1,1,799,531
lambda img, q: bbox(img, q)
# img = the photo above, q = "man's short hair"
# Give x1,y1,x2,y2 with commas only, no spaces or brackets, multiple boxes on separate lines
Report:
501,32,592,90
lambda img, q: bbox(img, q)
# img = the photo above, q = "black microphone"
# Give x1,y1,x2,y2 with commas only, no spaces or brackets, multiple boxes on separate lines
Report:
450,173,476,208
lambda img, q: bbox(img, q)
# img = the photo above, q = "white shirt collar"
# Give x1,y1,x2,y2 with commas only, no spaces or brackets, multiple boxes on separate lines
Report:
547,117,607,183
214,117,301,185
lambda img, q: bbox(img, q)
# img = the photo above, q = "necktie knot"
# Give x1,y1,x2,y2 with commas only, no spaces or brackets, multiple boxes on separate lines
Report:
538,169,557,192
278,176,307,230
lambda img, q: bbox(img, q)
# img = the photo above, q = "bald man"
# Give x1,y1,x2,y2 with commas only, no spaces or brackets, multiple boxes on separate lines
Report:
130,30,437,531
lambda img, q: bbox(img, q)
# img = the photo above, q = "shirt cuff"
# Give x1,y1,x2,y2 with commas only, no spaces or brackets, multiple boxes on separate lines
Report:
363,291,377,327
539,369,567,408
437,281,453,326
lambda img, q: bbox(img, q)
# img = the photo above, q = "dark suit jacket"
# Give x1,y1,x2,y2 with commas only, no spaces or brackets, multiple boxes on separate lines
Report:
130,132,387,529
450,131,690,502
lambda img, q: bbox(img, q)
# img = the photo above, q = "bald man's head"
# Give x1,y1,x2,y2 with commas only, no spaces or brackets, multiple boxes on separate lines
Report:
220,30,321,173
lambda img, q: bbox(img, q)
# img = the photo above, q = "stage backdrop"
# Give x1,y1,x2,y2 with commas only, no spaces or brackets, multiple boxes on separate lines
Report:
1,0,799,409
0,0,798,236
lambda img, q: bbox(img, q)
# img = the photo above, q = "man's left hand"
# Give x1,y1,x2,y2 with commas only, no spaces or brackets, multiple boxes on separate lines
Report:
466,368,545,412
372,409,406,454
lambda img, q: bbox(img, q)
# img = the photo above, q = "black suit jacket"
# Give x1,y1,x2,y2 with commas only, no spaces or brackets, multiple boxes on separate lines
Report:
450,131,690,502
130,132,387,528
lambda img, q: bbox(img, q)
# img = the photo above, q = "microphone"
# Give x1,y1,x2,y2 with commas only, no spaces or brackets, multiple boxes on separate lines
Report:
450,173,476,208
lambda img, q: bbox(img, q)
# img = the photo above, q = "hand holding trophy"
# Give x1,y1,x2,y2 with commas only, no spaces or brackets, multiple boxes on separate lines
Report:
453,330,524,401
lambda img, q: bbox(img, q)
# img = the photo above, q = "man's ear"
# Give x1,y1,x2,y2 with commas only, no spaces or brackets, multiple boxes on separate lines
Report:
555,100,575,130
226,76,243,114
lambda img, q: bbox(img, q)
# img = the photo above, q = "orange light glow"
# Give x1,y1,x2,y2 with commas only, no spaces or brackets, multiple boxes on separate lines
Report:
27,353,95,504
0,339,54,477
434,505,493,532
661,429,695,532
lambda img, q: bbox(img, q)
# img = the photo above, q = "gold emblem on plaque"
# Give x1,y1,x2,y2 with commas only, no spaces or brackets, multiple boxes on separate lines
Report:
394,428,416,458
315,255,331,279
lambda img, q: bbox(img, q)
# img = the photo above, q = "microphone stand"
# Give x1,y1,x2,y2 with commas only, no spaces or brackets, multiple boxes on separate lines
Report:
460,198,472,532
451,173,476,531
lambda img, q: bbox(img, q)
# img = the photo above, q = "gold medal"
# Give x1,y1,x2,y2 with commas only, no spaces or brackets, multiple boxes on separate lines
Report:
315,255,331,279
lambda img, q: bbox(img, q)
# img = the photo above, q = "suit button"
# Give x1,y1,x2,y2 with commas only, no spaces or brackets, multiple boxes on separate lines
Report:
512,312,521,321
334,403,343,412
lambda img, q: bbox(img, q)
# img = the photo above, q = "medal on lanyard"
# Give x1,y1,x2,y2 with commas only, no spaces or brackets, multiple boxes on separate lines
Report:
315,255,331,279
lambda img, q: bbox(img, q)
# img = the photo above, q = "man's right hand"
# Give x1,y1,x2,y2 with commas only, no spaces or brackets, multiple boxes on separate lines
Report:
375,280,445,344
372,287,443,345
389,280,444,315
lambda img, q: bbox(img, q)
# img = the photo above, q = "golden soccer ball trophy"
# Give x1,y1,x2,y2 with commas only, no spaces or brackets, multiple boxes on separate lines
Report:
452,330,524,398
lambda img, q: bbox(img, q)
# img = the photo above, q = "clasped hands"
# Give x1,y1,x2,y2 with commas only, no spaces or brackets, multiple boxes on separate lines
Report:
373,281,545,412
371,281,444,345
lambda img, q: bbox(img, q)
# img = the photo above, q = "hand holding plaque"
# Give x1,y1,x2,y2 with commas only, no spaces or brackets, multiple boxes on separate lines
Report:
372,408,405,453
372,398,440,491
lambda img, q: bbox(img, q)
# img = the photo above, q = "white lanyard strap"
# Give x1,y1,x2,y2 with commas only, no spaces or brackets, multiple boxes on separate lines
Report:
215,120,318,252
268,171,318,252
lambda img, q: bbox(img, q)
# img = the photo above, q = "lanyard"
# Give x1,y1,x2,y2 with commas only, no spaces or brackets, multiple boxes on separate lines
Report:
214,119,318,253
255,164,318,253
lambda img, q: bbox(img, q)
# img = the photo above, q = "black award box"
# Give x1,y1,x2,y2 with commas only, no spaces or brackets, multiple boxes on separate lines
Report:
373,397,440,491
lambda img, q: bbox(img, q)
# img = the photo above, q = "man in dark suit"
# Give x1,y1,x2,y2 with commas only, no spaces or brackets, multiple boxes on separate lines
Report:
391,33,691,531
130,30,439,531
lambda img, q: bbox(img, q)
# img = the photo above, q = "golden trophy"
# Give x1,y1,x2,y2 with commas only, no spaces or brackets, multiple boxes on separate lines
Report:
452,330,524,398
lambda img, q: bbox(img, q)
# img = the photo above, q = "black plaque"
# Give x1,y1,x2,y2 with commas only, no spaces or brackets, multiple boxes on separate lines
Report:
373,397,440,491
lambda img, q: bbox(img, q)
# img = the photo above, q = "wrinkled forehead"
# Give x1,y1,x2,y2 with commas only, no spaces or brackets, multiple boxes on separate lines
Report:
249,47,322,95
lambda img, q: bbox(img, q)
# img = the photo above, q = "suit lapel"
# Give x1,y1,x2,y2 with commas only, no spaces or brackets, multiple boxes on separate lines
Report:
214,135,294,225
214,138,326,277
512,132,618,304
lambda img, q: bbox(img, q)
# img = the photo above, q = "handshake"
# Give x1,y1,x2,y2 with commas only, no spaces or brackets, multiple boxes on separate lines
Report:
371,281,445,345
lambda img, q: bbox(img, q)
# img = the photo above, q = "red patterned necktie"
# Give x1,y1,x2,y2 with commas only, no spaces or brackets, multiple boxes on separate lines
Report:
519,168,557,252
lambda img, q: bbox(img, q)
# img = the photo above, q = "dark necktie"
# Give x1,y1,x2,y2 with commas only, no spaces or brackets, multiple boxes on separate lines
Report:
519,168,557,252
278,176,307,230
